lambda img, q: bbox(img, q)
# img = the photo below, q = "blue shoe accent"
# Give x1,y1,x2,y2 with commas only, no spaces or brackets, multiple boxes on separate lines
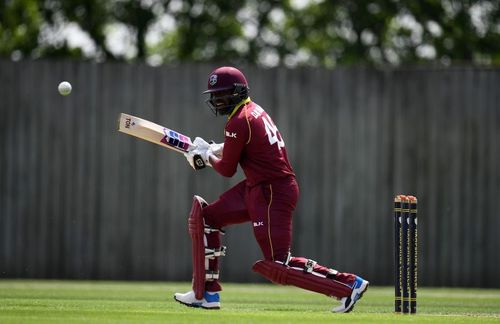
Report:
351,276,367,303
174,290,221,309
332,276,369,313
204,292,220,303
352,276,365,290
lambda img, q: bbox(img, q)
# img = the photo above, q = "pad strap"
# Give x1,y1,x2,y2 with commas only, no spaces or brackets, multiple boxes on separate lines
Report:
205,246,227,259
283,252,292,266
204,225,225,235
205,270,219,281
303,259,317,273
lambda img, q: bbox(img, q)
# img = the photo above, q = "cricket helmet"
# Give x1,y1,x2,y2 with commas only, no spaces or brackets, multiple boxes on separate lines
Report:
203,66,249,116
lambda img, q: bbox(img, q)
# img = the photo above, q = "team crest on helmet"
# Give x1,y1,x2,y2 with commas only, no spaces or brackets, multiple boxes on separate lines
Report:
209,74,218,86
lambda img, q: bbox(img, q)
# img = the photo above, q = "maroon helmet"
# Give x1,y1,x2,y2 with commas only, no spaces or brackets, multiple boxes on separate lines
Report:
203,66,250,116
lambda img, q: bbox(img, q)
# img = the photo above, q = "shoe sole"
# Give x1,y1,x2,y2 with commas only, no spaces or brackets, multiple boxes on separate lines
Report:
174,296,220,310
344,281,369,313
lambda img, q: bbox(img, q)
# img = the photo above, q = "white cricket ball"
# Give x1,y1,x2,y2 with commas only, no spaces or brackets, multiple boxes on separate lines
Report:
58,81,72,96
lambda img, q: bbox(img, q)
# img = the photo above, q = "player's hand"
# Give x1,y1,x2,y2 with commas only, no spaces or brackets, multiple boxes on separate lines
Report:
197,146,213,166
209,142,224,158
184,147,213,170
193,137,210,150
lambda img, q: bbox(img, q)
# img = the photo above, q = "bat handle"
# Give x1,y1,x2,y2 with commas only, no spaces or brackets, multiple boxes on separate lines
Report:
193,154,206,170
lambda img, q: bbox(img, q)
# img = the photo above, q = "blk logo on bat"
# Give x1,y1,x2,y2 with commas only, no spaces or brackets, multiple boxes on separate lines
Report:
161,128,190,151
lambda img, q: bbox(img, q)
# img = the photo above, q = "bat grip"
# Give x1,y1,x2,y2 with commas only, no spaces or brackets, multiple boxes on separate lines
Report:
193,154,206,170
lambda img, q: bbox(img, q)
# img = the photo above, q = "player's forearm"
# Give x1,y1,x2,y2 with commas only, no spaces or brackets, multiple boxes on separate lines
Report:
210,155,237,177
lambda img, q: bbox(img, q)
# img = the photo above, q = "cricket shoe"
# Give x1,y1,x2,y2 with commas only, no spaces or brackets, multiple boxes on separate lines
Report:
174,290,220,309
332,276,369,313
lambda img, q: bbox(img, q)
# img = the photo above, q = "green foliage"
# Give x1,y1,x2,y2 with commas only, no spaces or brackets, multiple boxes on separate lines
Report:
0,0,42,57
167,1,244,62
1,0,499,66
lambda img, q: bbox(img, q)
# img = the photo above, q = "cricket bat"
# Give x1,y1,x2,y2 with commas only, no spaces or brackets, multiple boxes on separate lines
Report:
117,113,206,169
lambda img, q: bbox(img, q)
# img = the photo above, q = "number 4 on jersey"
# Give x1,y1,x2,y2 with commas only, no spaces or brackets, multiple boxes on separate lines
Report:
262,115,285,149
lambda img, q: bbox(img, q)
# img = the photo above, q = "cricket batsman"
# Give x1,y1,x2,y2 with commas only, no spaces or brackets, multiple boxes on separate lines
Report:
174,66,369,312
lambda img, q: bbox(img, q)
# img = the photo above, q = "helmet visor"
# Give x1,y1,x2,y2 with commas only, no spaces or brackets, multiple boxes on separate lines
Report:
205,90,237,116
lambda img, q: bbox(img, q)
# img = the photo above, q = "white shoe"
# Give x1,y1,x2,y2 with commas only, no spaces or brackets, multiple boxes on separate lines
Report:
174,290,220,309
332,276,369,313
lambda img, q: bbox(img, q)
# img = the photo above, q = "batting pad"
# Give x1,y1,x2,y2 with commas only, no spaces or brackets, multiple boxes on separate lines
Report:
252,260,352,298
189,195,207,300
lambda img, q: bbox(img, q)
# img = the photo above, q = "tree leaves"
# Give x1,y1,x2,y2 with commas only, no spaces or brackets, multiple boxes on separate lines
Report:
1,0,499,66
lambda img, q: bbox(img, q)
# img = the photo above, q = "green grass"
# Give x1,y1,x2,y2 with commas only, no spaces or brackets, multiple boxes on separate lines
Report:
1,280,499,323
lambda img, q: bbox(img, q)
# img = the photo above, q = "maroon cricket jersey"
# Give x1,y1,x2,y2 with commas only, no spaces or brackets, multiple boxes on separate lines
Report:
212,100,295,186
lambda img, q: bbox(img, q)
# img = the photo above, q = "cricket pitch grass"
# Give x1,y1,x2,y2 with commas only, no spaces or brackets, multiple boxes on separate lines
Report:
1,280,499,323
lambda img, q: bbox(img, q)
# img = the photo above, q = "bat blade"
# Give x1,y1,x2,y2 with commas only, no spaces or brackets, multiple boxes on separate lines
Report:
117,113,195,154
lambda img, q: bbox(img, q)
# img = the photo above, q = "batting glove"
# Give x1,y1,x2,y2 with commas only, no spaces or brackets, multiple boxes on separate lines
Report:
184,147,213,170
209,142,224,158
193,137,210,150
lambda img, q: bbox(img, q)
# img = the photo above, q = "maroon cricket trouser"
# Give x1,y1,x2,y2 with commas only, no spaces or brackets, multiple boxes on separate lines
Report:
202,176,356,292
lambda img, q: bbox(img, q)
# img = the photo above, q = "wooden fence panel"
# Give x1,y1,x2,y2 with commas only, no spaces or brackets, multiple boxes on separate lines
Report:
1,60,499,287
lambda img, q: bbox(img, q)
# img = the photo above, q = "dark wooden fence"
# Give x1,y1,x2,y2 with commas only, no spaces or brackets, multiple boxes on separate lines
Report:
1,60,499,287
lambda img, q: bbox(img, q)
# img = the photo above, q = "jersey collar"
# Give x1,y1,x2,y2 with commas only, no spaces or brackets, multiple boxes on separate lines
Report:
227,97,251,120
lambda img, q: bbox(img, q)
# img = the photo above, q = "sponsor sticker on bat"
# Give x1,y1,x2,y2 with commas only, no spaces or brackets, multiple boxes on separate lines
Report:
161,128,191,151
